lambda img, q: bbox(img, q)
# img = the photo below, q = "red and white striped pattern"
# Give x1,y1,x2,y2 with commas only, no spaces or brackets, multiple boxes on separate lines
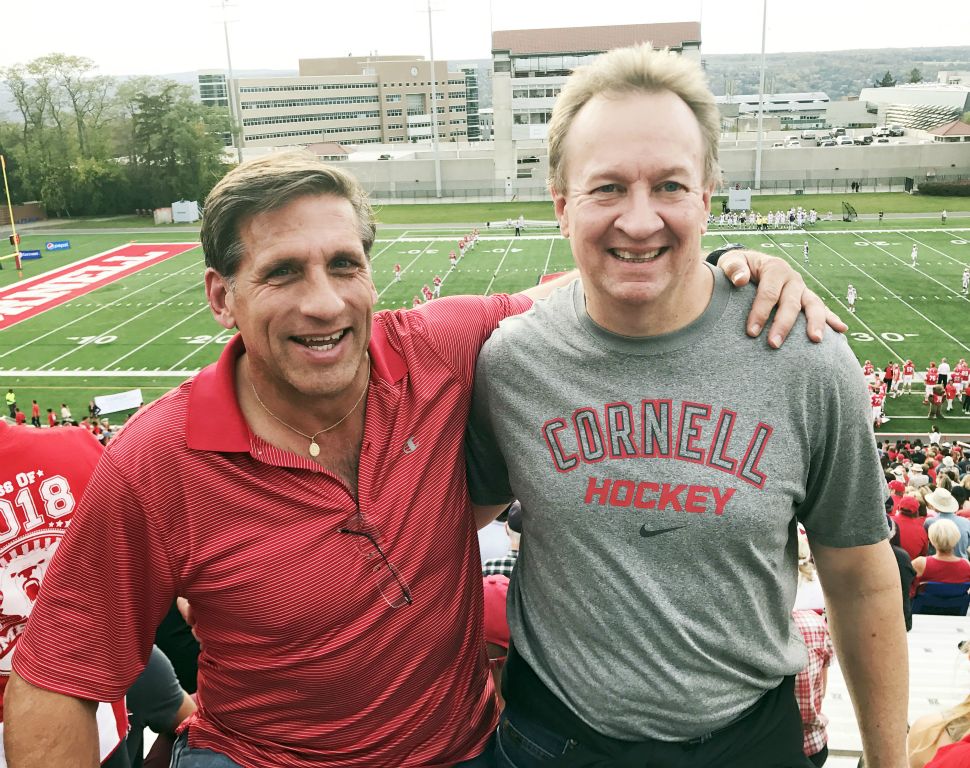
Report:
15,294,531,768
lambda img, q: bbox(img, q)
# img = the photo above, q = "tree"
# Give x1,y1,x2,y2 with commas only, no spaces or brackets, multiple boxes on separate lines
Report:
874,71,897,88
908,68,923,83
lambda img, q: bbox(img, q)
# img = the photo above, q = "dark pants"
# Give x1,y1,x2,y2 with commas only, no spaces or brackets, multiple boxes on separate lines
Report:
170,730,496,767
495,677,813,768
808,745,828,767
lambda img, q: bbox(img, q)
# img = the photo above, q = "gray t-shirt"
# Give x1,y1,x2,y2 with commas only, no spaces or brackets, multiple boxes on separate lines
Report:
466,269,888,741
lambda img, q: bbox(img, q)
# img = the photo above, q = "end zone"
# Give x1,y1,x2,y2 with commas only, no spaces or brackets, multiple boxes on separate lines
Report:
0,243,200,330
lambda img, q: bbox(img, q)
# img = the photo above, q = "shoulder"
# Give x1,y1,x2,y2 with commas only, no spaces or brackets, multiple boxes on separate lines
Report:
105,381,192,462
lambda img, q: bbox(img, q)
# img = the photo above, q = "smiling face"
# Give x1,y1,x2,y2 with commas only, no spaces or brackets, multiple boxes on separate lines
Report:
552,90,715,336
205,193,376,411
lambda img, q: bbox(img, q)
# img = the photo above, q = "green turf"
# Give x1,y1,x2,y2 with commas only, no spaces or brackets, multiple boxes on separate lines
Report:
3,224,969,434
20,192,970,233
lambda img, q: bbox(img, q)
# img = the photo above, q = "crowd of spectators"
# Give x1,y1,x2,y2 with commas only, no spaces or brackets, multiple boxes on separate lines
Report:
2,389,126,444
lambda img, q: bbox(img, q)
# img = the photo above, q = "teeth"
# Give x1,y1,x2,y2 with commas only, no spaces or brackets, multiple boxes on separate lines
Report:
295,330,344,350
611,249,664,262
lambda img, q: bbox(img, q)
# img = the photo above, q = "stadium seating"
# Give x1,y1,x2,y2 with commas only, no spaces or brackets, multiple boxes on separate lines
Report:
912,582,970,616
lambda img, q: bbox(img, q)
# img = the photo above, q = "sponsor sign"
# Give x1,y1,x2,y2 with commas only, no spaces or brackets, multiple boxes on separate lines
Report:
19,250,42,260
45,240,71,251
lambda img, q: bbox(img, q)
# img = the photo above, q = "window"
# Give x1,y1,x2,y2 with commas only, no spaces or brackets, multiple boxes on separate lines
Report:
386,94,402,103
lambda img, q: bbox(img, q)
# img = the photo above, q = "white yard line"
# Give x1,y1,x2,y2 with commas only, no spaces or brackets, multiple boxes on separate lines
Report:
804,231,970,354
35,282,205,370
105,304,212,369
376,239,438,298
0,260,203,359
777,233,903,360
541,238,555,276
483,240,516,296
0,369,196,377
903,231,970,271
857,233,966,299
370,231,406,262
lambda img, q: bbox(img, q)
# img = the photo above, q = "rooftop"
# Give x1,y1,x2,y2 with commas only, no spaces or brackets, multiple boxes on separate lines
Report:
492,21,701,57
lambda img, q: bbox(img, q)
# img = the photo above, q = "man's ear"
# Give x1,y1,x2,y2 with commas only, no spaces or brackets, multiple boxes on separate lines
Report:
551,185,570,238
205,268,237,330
700,182,716,235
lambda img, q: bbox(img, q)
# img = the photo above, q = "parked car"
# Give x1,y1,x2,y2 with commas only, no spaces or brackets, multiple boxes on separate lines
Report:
784,138,801,147
888,124,905,137
799,130,816,140
834,127,846,136
856,135,873,145
875,137,890,143
872,127,891,138
819,139,838,147
771,141,785,148
835,136,855,146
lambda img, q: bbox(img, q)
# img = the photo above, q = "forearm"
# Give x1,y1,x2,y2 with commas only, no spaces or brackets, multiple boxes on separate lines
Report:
824,580,908,766
4,671,100,767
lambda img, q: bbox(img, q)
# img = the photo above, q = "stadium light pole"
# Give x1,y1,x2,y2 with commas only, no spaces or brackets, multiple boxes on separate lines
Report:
426,0,443,198
220,0,244,164
753,0,767,191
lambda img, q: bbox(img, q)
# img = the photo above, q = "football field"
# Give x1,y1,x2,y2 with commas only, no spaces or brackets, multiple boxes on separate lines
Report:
1,224,968,431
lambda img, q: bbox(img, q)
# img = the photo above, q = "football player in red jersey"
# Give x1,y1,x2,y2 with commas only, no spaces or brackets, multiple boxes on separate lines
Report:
902,359,915,394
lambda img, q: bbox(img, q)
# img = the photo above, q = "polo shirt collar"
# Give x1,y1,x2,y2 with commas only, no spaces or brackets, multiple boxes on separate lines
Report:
186,313,408,452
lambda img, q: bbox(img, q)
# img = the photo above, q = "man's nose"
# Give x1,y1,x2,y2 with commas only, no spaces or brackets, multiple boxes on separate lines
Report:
614,187,663,238
299,271,345,318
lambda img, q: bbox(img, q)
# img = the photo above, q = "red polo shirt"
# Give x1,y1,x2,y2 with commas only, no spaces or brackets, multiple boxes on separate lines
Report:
14,294,530,768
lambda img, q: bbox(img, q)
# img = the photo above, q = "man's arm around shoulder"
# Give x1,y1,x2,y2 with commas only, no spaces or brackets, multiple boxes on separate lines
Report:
4,669,100,767
812,539,908,768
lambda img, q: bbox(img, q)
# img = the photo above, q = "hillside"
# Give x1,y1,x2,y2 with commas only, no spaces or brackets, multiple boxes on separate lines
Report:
704,46,970,101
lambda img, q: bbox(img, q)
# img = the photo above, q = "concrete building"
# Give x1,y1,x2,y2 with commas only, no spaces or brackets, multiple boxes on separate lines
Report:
859,83,970,129
230,56,474,148
716,92,830,132
490,21,701,186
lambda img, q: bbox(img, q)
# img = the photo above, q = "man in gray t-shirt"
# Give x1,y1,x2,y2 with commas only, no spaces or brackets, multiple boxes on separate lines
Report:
467,45,907,768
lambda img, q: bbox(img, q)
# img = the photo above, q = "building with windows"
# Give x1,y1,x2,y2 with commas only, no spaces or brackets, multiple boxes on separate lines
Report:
490,22,701,183
858,83,970,130
196,71,234,147
225,56,473,148
716,92,831,132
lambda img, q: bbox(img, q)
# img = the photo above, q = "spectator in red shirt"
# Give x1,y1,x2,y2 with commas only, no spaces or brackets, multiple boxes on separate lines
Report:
912,519,970,597
13,408,26,426
893,496,930,559
45,408,56,428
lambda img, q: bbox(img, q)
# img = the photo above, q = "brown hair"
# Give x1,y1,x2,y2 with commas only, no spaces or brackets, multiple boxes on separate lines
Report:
201,150,376,277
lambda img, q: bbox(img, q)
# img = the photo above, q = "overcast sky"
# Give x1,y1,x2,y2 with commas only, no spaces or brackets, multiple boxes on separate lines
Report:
3,0,969,76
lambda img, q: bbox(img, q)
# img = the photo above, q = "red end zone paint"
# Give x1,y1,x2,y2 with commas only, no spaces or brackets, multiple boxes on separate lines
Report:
0,243,199,330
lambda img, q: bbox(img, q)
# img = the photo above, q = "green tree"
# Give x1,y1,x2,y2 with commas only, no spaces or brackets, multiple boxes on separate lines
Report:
908,68,923,83
117,78,230,208
874,71,897,87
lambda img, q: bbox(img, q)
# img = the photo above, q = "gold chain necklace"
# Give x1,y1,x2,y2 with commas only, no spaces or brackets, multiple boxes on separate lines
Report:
249,356,370,458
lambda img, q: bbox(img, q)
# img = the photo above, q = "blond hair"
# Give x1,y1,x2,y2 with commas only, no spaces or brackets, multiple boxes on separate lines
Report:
547,44,721,193
929,519,962,553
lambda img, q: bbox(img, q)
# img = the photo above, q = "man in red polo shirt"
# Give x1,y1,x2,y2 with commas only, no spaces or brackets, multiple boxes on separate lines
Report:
4,153,840,768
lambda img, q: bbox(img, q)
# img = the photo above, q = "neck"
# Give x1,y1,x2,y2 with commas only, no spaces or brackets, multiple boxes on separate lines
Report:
239,356,371,442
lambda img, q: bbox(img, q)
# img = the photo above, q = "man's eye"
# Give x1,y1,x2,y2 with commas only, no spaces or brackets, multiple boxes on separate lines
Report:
594,184,619,194
660,181,685,193
265,266,294,280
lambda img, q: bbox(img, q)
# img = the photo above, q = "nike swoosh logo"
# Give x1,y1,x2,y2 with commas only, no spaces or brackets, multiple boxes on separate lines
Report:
639,524,688,538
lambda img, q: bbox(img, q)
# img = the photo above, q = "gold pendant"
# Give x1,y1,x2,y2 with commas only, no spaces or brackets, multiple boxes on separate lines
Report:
309,441,321,457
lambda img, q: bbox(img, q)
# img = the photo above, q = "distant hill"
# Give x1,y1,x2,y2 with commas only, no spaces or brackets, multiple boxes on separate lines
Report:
702,46,970,101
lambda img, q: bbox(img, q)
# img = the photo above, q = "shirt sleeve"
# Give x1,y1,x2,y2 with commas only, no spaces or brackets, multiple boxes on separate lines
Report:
797,336,890,548
125,646,187,734
13,452,178,701
465,334,516,507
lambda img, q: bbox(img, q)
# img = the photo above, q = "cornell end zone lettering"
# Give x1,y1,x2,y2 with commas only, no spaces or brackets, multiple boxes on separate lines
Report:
0,243,199,330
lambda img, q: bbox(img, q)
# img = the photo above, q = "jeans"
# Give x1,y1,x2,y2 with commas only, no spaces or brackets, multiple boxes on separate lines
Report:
495,708,575,767
169,730,496,768
169,731,244,768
